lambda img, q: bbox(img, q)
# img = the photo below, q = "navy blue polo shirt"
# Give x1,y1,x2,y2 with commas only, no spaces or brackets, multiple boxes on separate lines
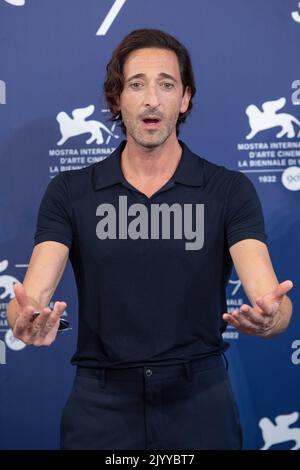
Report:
34,139,267,369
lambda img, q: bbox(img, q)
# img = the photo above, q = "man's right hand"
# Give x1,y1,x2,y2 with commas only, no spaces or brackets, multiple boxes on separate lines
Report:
12,282,67,346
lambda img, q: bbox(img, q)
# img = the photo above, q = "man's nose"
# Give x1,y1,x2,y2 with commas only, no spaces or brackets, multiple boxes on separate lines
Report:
143,84,160,108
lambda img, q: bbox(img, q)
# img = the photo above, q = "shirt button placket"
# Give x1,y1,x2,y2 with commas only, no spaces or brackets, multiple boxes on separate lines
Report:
144,367,160,448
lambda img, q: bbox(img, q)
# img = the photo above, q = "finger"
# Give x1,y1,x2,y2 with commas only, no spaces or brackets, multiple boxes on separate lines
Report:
41,303,65,333
223,311,241,329
52,300,67,317
40,321,61,346
44,301,67,331
223,309,261,335
30,307,53,337
32,300,66,335
33,310,59,344
13,305,37,335
238,304,265,326
223,305,253,322
44,310,62,334
262,280,294,303
13,282,29,309
38,303,67,344
255,296,280,316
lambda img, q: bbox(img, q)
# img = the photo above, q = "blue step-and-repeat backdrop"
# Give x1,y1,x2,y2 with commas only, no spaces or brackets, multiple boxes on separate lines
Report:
0,0,299,450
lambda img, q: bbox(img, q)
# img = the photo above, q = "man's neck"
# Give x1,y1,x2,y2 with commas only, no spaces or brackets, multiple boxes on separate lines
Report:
120,134,183,182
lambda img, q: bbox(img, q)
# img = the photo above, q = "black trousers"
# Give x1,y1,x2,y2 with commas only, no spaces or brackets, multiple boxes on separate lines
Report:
60,354,243,450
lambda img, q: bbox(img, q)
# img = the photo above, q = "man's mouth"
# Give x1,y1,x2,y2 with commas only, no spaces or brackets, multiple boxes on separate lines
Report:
142,117,161,128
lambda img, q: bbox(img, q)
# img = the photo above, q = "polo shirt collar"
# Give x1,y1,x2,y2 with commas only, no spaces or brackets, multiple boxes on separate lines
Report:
92,139,204,191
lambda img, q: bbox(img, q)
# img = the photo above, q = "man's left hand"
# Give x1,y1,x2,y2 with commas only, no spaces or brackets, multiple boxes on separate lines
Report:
222,280,293,337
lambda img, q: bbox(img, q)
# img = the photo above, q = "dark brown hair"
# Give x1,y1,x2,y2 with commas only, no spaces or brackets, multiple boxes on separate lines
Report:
103,28,196,135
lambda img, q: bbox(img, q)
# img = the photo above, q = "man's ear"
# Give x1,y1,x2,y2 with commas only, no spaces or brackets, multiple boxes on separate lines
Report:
180,86,192,114
180,86,192,113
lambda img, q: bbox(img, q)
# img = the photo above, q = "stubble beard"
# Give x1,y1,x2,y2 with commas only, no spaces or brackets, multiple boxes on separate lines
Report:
124,117,177,149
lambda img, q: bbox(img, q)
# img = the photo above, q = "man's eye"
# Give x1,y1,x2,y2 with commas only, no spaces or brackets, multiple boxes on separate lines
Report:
161,82,174,89
129,82,143,89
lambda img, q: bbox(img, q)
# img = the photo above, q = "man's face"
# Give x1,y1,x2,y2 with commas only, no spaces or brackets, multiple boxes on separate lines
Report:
118,47,191,148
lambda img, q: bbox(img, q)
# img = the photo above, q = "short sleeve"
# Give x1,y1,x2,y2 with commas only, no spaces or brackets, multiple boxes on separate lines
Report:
34,172,73,249
225,172,268,248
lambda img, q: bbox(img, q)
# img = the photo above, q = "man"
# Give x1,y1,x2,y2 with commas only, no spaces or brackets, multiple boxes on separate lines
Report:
7,28,293,450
